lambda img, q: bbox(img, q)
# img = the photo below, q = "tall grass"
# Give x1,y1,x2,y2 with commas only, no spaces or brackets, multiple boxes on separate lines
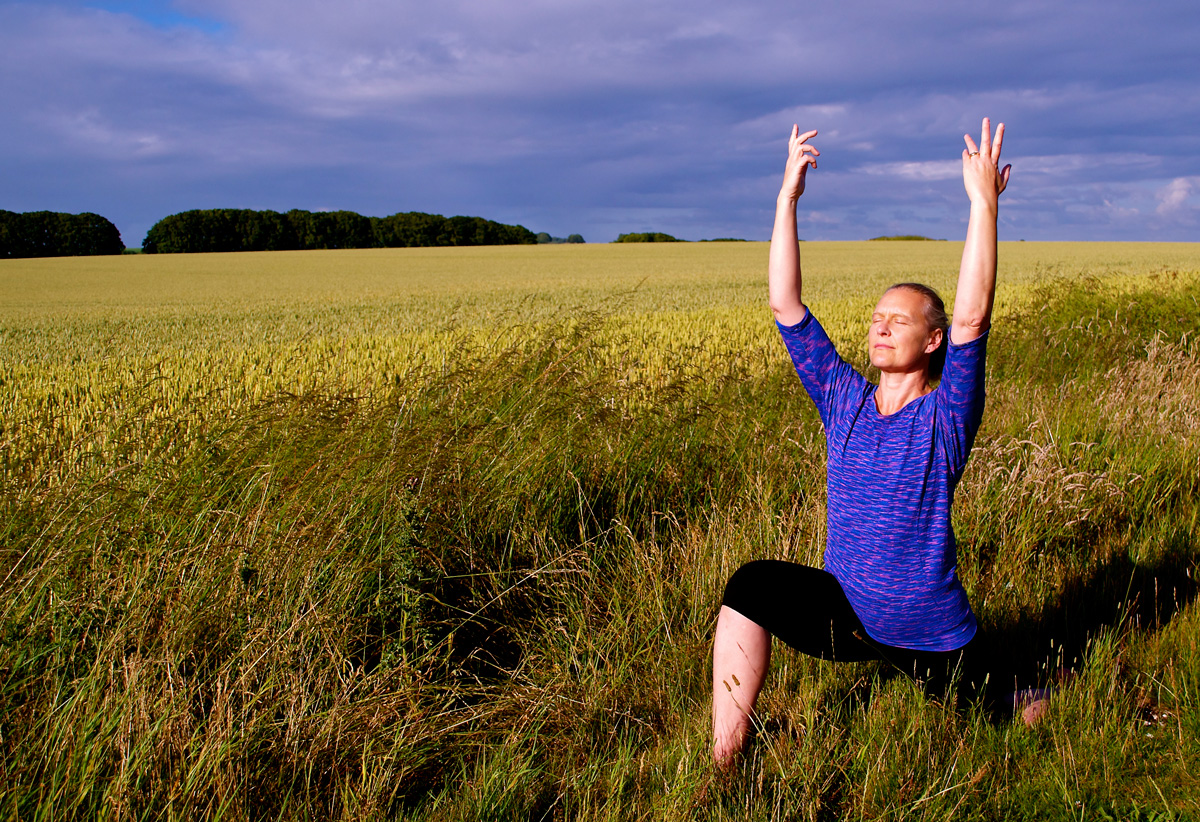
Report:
2,261,1199,819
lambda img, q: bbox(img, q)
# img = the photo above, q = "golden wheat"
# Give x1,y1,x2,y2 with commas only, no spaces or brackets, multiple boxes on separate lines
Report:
3,242,1198,490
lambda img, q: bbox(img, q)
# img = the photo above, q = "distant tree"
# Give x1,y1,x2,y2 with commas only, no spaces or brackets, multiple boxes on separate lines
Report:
444,215,485,246
144,210,250,253
440,215,536,246
566,234,585,243
867,235,943,241
241,210,295,251
82,213,124,254
284,210,317,249
373,212,446,248
536,232,553,244
0,210,124,258
613,232,680,243
304,211,374,249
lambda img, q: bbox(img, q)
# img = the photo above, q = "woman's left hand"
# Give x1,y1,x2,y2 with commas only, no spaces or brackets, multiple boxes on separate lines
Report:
962,117,1011,207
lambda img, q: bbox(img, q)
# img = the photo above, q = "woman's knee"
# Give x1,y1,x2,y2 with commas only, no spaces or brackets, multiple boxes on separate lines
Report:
721,560,776,614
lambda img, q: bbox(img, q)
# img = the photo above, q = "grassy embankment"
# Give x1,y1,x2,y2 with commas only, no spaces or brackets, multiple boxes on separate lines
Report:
2,242,1199,820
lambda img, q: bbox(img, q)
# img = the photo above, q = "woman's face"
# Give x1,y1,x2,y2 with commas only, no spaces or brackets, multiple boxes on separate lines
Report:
867,288,943,374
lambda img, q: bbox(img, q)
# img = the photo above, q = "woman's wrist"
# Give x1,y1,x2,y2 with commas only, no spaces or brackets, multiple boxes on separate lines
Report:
968,199,998,219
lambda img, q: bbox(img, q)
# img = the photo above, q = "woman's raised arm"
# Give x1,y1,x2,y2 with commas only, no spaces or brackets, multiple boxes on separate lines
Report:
768,126,820,326
951,117,1012,344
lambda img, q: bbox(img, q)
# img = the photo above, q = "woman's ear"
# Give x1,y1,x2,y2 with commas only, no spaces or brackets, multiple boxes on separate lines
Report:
925,327,944,355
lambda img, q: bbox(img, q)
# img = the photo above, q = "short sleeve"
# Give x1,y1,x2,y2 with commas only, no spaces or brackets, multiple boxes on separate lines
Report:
935,330,989,476
777,310,868,430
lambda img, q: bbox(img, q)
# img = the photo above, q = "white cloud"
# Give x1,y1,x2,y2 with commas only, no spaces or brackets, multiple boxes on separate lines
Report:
1155,177,1194,216
1102,199,1140,220
801,211,845,225
858,160,961,181
1014,153,1163,178
37,108,172,159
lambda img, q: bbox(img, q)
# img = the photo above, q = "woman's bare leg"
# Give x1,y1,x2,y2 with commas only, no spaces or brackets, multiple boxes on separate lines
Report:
712,605,771,766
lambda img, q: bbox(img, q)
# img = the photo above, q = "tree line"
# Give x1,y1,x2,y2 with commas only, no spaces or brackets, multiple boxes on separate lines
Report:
536,232,586,244
613,232,680,243
142,209,537,253
1,211,125,258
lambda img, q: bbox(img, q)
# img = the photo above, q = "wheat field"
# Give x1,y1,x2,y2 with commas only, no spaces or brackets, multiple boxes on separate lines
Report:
2,242,1199,820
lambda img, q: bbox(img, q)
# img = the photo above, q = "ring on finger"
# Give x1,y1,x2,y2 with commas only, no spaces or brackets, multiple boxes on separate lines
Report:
968,151,980,157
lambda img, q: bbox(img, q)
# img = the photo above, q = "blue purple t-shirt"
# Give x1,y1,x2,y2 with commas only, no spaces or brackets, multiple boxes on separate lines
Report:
778,309,987,651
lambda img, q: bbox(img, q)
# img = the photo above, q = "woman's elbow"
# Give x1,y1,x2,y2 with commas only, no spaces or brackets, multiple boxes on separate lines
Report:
951,315,990,342
769,298,807,326
956,313,990,331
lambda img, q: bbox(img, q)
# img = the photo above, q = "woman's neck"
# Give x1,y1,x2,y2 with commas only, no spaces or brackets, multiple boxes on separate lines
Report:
874,369,932,416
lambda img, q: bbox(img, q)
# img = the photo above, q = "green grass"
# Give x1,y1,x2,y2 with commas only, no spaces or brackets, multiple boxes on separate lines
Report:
1,244,1199,819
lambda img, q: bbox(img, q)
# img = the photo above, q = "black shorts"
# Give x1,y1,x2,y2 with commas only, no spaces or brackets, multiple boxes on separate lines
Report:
722,559,986,701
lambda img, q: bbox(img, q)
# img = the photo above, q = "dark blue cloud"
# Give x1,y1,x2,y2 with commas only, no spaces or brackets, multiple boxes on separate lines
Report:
1,0,1197,245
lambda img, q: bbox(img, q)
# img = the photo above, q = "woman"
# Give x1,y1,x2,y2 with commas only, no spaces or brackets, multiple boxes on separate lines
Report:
712,117,1012,765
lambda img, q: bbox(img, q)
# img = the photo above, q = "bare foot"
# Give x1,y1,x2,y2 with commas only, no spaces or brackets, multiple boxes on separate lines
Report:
1021,697,1051,725
712,715,750,769
1007,688,1053,726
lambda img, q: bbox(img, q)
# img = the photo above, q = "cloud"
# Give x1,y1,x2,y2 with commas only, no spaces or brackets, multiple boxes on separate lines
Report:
1,0,1198,243
859,161,961,182
1156,178,1194,216
37,108,173,159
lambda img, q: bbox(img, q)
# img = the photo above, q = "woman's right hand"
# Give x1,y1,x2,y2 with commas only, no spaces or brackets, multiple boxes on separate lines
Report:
962,117,1010,208
780,125,820,203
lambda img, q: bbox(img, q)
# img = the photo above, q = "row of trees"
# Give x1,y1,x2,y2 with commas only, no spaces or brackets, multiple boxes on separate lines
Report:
614,234,749,243
613,232,680,243
142,209,538,254
3,207,724,258
1,211,125,258
535,232,586,244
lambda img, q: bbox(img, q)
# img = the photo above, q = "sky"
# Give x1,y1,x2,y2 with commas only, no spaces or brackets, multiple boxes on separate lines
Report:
2,0,1198,246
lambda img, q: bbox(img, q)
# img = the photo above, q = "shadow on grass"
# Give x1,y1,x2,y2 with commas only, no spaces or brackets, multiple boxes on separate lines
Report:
860,529,1199,719
980,528,1198,704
